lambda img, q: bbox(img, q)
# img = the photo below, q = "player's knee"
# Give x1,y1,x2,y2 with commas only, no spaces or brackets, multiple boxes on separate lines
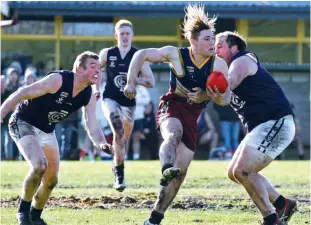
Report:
165,129,182,144
32,159,48,178
232,166,250,181
227,167,236,182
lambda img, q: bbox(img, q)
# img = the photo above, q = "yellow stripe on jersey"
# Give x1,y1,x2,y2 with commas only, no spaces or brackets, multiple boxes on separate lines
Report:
189,47,211,69
169,48,185,78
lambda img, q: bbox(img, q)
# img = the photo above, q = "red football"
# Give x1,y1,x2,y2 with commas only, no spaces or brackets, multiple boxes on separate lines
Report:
206,71,228,94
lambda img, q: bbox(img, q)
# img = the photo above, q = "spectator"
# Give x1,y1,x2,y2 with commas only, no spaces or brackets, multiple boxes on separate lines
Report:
131,85,150,160
6,67,20,92
213,103,240,158
24,67,37,85
141,101,159,160
197,107,219,156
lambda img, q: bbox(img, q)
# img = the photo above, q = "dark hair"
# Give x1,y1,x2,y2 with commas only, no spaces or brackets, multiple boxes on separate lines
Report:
216,31,247,51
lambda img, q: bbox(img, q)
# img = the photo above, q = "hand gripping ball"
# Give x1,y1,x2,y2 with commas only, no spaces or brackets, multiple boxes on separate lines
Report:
206,71,228,94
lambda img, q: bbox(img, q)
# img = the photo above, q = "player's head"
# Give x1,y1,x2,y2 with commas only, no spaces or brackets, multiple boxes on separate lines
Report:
73,51,100,85
115,19,134,48
215,31,247,64
182,4,217,57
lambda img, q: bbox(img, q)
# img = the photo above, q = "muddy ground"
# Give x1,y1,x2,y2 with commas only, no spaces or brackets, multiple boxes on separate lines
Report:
1,193,310,215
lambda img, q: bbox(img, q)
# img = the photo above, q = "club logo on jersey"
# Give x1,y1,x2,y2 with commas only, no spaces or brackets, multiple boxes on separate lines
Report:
48,110,68,124
114,72,127,92
186,66,194,73
230,93,246,110
109,56,117,61
56,92,68,104
109,61,115,68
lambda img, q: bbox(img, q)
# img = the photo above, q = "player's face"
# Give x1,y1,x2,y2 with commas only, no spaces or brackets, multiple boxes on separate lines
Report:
215,37,232,64
196,29,215,57
82,58,100,85
115,26,133,48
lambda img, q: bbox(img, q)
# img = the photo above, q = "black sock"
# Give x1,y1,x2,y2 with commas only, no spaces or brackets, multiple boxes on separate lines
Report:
161,163,173,174
273,195,286,210
115,163,124,171
149,210,164,224
18,199,32,213
30,206,43,220
263,213,277,225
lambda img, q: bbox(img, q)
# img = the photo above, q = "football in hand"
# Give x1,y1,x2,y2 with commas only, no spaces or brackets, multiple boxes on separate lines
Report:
206,71,228,94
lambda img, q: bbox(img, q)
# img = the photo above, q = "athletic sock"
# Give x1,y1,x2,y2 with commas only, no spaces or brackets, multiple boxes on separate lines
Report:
273,195,286,210
149,210,164,224
30,206,43,220
161,163,173,174
18,199,32,213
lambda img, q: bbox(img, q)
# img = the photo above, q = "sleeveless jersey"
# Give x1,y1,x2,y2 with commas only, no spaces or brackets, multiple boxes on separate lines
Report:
103,46,137,107
14,70,92,133
169,47,215,103
230,51,294,132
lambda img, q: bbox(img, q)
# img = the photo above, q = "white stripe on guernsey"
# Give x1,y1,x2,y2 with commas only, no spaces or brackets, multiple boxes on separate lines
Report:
245,53,258,63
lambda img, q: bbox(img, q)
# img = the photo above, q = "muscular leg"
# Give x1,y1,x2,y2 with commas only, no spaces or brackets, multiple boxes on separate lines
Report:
159,118,183,166
17,136,48,202
32,145,60,210
227,142,283,203
147,142,194,224
232,144,275,217
154,142,194,213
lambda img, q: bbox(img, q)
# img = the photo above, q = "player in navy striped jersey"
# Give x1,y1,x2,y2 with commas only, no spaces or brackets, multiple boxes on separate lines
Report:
215,31,296,225
0,51,111,225
97,20,154,192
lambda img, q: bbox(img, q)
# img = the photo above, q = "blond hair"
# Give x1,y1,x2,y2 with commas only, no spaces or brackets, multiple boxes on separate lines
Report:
115,19,133,32
73,51,99,73
216,31,247,51
182,4,217,40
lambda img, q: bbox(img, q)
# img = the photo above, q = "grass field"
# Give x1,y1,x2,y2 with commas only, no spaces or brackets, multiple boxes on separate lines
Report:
1,160,310,225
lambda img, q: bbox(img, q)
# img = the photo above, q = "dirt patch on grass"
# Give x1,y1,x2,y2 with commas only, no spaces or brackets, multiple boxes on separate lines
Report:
1,194,310,214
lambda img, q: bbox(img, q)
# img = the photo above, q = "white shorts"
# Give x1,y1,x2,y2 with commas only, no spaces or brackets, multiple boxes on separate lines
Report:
9,118,58,148
102,98,135,122
242,115,295,159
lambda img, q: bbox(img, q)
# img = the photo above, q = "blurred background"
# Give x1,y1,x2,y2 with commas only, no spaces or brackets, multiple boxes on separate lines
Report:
1,1,310,161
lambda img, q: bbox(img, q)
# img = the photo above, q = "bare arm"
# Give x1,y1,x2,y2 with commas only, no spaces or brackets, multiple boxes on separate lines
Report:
136,62,155,88
229,56,257,90
210,56,231,106
96,48,109,93
127,46,178,85
0,73,62,120
82,94,110,151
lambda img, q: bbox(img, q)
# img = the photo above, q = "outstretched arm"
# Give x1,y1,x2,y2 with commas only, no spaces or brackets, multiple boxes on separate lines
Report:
136,62,155,88
124,46,177,99
95,48,109,98
0,73,62,121
82,94,112,154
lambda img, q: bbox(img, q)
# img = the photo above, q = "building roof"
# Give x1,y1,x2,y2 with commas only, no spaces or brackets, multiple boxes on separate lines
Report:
9,1,310,19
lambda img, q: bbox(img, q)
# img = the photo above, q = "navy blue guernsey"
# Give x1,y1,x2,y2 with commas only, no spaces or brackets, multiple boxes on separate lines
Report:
103,46,137,107
230,51,294,132
13,70,92,133
169,47,215,99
